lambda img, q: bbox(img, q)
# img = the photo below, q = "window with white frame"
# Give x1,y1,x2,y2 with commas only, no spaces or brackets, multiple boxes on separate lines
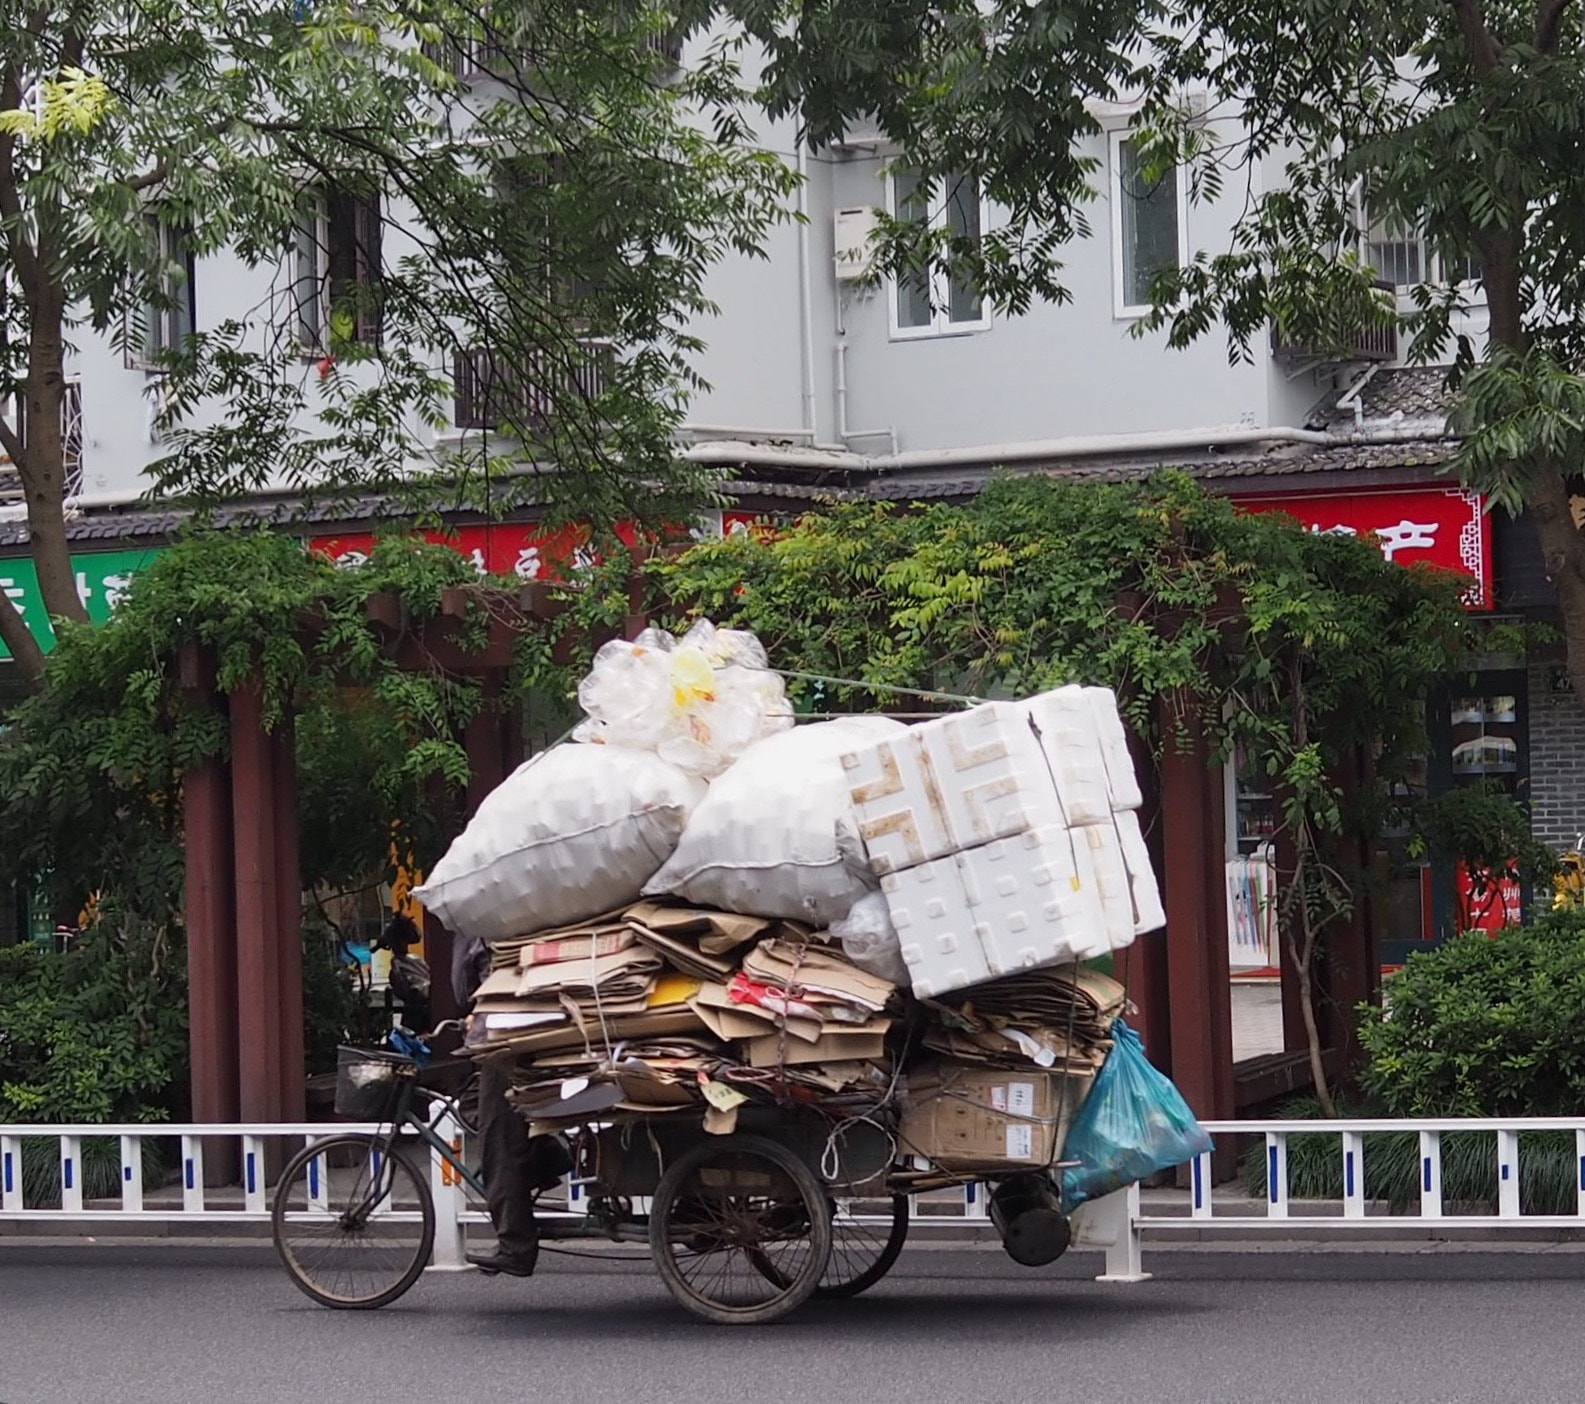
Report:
1361,202,1481,292
293,185,383,351
1111,132,1185,317
888,169,988,337
133,217,194,367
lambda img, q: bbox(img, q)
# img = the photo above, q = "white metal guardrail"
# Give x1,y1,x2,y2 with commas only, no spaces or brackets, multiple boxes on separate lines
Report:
0,1114,994,1272
6,1117,1582,1283
1072,1116,1585,1283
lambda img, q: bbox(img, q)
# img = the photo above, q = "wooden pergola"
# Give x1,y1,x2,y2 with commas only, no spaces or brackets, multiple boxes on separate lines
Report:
175,578,1378,1176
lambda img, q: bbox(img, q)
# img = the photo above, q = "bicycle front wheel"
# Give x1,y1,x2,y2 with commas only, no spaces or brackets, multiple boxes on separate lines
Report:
271,1133,435,1309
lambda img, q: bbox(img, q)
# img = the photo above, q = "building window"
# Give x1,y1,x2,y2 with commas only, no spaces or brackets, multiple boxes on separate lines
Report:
294,186,383,351
133,218,194,367
888,169,988,339
1360,198,1482,292
1111,133,1185,317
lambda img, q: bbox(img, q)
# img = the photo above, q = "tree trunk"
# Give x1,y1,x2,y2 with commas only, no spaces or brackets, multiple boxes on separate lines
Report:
1527,470,1585,708
22,290,87,634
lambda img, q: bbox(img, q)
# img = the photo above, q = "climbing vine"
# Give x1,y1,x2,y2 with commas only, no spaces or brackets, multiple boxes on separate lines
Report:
662,473,1478,1108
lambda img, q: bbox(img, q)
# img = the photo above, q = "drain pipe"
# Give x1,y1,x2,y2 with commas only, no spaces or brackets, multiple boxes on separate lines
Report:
794,143,819,441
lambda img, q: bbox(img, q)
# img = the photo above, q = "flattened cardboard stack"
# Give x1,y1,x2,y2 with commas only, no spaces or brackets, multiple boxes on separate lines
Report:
470,901,902,1132
468,893,1129,1177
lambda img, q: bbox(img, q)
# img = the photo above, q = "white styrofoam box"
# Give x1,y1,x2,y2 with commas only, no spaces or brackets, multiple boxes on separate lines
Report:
1084,686,1144,812
1114,809,1166,934
1024,687,1113,827
954,827,1096,976
1064,829,1118,959
846,702,1061,875
1079,820,1138,952
842,729,954,876
880,855,995,997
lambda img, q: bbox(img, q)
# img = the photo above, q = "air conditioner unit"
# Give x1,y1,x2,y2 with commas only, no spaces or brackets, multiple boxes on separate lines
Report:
834,207,879,281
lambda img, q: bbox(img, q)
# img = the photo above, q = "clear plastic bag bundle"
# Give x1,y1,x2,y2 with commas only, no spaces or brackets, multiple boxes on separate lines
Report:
574,619,792,778
1059,1020,1214,1210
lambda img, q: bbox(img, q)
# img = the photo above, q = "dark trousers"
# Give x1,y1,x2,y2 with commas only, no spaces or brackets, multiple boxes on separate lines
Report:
477,1058,539,1256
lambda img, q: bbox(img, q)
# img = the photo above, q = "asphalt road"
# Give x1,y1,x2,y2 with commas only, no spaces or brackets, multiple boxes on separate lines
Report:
3,1242,1583,1404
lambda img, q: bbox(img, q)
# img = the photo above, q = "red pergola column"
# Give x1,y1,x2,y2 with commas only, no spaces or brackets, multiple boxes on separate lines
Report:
1118,728,1171,1070
272,714,304,1121
1157,695,1236,1144
179,644,239,1179
230,681,283,1126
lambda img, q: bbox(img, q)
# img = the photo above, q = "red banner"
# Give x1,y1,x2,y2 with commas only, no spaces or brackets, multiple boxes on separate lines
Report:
308,510,776,580
1238,485,1493,609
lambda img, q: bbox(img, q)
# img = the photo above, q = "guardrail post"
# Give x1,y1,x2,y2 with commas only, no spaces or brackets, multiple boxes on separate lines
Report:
1419,1131,1443,1220
1497,1129,1520,1219
1191,1149,1213,1219
60,1135,83,1214
1093,1184,1151,1283
1264,1132,1288,1219
1342,1131,1365,1219
242,1135,267,1215
180,1135,206,1213
1,1135,21,1211
427,1108,468,1271
120,1135,144,1213
1576,1130,1585,1220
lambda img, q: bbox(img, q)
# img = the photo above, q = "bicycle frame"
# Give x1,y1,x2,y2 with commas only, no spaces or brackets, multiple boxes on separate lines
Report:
382,1072,488,1201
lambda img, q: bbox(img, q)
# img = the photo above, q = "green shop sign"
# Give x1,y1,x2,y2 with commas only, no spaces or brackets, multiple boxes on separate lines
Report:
0,548,165,659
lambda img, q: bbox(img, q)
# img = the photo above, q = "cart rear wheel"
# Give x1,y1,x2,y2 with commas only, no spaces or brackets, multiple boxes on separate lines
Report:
756,1191,910,1298
271,1134,434,1310
818,1193,910,1298
649,1134,832,1325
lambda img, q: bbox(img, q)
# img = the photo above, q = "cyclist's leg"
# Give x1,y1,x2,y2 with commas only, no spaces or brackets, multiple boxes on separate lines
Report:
476,1058,539,1260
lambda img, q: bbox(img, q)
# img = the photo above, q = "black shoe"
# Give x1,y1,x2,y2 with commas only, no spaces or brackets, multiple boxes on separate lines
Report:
466,1248,538,1278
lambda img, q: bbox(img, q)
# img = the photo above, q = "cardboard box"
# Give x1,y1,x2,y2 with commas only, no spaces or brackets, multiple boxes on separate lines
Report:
897,1061,1093,1173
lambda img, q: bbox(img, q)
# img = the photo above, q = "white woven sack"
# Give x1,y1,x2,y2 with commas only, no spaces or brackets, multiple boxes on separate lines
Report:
643,716,907,925
414,745,706,941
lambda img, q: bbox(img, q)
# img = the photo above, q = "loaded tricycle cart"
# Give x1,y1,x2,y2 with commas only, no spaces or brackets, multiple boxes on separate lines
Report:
270,1041,1082,1325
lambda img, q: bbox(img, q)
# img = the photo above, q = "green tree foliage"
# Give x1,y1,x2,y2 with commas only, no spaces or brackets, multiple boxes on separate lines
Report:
753,0,1585,710
0,0,794,681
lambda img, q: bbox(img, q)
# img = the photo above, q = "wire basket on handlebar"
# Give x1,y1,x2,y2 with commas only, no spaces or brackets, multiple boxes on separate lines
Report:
333,1044,416,1120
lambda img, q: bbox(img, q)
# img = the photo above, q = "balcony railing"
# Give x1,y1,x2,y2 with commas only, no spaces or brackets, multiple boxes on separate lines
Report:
1270,281,1398,364
0,377,83,501
452,343,612,434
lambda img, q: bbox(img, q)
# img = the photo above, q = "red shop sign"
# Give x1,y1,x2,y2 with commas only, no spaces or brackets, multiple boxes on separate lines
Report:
308,510,783,580
1238,486,1493,610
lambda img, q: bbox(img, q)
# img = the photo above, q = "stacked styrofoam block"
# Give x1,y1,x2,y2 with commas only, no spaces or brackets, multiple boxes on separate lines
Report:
843,687,1164,998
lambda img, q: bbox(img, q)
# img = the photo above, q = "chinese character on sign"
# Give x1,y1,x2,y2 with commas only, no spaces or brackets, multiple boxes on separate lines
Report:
1373,519,1438,561
572,546,596,571
1309,524,1358,538
102,573,134,610
467,548,487,576
0,578,24,618
333,550,368,570
74,571,92,607
513,547,542,580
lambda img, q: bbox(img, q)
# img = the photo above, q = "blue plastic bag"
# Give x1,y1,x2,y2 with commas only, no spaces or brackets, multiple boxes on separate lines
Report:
1060,1020,1213,1209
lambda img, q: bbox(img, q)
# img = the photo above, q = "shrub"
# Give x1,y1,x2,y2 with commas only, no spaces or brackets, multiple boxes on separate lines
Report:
1357,908,1585,1117
0,911,187,1125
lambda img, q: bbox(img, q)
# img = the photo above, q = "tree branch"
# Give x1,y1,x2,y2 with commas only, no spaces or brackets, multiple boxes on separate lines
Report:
1536,0,1573,51
0,407,24,468
1454,0,1504,75
0,584,46,682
